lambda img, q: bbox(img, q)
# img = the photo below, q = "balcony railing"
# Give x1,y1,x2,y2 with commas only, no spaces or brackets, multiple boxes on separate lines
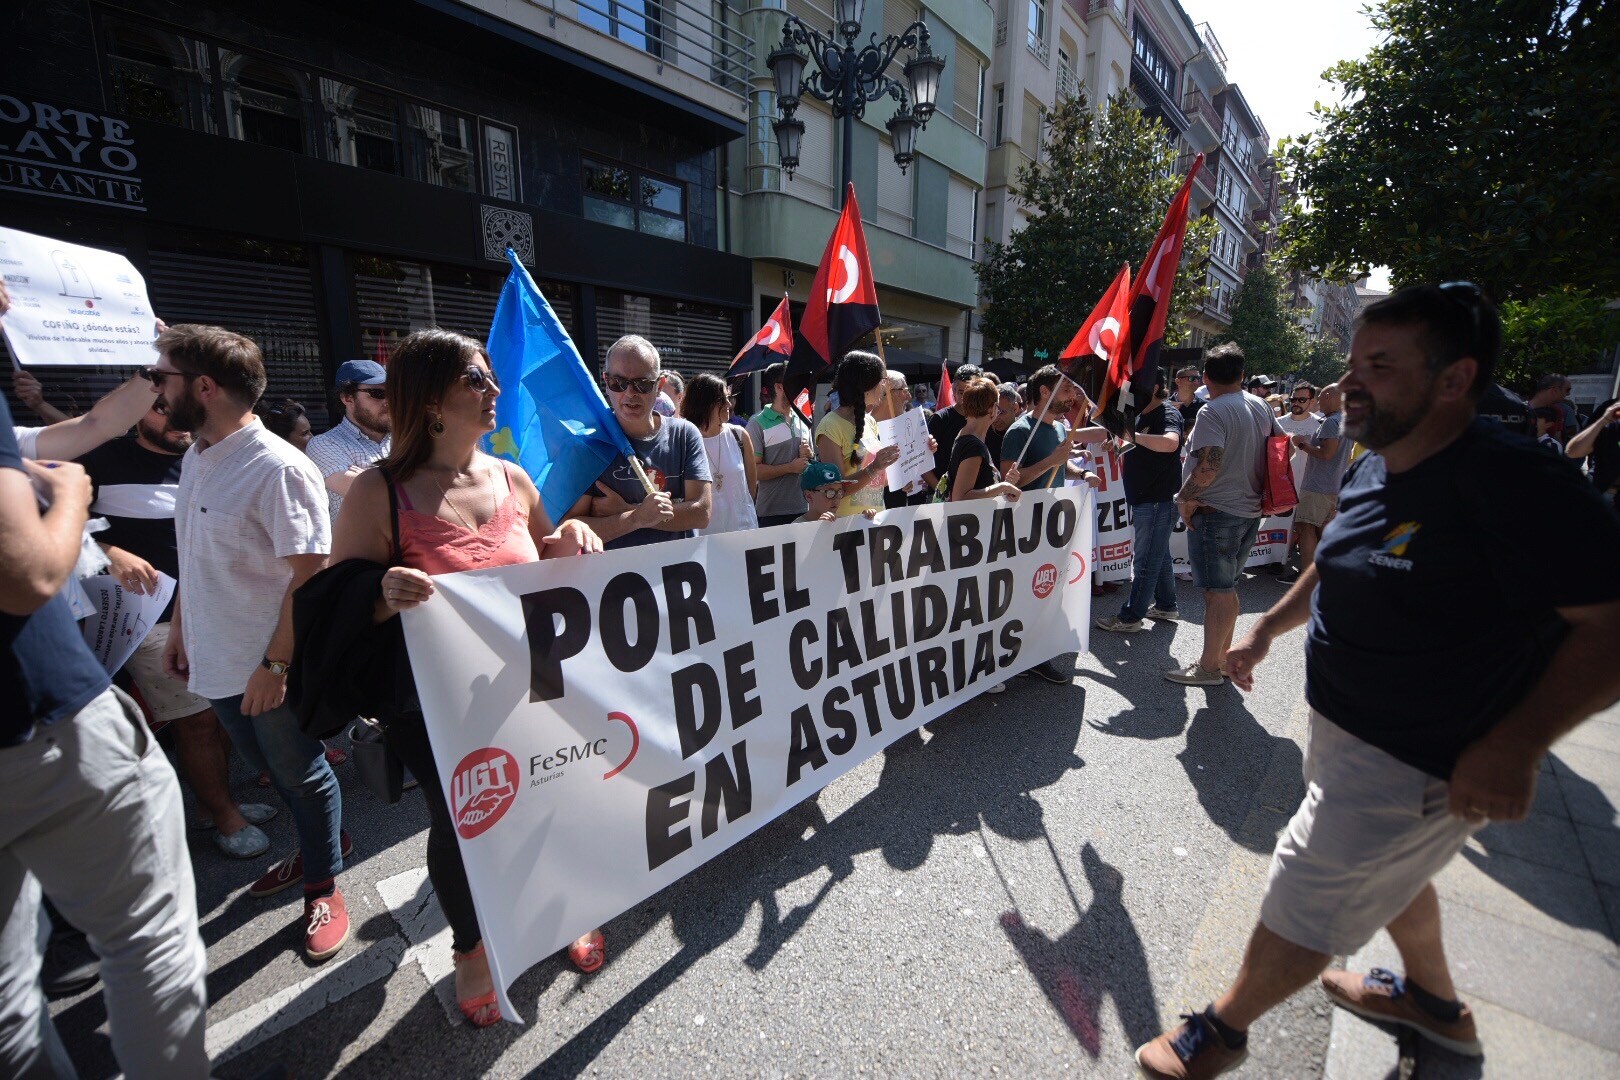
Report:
563,0,753,95
1086,0,1126,17
1193,21,1228,73
1057,65,1078,99
1182,88,1220,136
1028,29,1050,65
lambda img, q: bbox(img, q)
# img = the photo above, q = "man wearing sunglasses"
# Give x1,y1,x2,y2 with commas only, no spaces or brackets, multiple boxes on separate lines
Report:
566,334,711,549
1136,283,1620,1078
306,359,392,522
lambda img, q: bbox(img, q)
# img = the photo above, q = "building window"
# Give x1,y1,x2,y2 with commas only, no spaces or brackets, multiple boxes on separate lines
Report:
1132,20,1175,99
583,159,687,242
103,20,217,134
220,54,309,154
1026,0,1050,62
952,41,985,136
992,84,1006,146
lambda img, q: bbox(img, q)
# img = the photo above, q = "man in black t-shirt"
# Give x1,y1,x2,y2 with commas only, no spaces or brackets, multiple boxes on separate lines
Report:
1136,284,1620,1079
1095,370,1184,632
78,397,276,859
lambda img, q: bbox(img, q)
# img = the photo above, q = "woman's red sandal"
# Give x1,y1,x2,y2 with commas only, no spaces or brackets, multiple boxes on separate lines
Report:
452,944,501,1028
567,930,605,974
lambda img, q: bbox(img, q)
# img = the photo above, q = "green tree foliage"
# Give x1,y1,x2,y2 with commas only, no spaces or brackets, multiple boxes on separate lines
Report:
1297,335,1348,389
976,91,1215,361
1277,0,1619,301
1215,263,1307,377
1498,289,1620,389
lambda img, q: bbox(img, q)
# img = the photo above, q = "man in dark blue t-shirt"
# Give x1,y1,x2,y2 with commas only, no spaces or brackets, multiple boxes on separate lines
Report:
1095,369,1185,632
1136,285,1620,1079
0,392,208,1076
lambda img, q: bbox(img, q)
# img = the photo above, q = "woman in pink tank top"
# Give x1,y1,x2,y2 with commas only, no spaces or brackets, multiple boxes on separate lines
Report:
329,329,604,1028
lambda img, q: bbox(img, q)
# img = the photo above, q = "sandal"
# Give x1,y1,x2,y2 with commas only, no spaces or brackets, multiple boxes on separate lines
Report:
452,944,501,1028
567,929,606,974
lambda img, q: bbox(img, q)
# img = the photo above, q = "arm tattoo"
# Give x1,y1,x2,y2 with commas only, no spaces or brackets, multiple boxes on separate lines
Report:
1177,445,1224,502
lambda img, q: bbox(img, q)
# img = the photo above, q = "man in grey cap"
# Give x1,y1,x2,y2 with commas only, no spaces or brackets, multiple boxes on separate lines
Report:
306,359,392,522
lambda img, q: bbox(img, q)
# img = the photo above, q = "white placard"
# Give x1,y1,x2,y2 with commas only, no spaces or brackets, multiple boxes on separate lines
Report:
873,408,932,492
79,572,176,675
0,226,158,367
402,490,1095,1023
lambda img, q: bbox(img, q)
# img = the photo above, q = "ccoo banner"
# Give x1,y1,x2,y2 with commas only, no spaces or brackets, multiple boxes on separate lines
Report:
1078,449,1294,581
402,489,1096,1021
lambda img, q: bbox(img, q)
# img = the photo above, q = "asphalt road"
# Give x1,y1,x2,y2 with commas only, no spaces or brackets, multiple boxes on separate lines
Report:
48,569,1384,1077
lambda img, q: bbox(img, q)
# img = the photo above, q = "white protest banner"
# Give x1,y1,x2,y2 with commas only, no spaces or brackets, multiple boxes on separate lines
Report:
1087,449,1134,584
79,572,175,675
873,408,932,492
0,226,157,367
402,490,1095,1022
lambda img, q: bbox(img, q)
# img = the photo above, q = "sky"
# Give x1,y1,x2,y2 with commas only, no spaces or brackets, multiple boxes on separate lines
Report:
1176,0,1390,289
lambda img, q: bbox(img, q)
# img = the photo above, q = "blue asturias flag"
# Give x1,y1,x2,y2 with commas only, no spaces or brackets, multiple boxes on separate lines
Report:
484,249,634,524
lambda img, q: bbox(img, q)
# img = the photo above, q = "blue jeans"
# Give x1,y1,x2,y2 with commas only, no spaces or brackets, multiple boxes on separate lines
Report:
1119,500,1179,622
1186,509,1262,593
210,696,343,884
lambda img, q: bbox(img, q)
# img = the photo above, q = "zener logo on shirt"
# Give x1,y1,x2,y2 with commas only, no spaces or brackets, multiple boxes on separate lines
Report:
1368,520,1421,571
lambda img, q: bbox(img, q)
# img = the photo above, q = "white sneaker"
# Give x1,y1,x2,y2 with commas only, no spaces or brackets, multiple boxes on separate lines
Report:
1094,615,1145,633
1144,606,1181,622
1164,663,1226,686
986,682,1006,694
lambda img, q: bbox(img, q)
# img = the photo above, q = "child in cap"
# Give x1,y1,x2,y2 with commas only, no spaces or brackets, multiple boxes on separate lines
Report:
799,461,878,522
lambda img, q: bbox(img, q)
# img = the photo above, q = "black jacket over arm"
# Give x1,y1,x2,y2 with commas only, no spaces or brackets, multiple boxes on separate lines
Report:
290,558,418,738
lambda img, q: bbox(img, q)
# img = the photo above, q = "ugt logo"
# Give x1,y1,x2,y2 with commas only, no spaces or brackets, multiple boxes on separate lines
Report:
452,747,519,839
1031,563,1059,600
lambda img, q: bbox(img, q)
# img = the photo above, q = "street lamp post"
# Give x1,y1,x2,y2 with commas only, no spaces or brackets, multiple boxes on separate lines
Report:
766,0,946,202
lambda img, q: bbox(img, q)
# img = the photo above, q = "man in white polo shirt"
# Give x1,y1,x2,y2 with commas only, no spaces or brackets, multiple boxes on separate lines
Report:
154,324,351,963
305,358,391,523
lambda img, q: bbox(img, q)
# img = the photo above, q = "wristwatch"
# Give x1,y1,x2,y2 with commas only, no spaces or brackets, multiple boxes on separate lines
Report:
261,656,291,676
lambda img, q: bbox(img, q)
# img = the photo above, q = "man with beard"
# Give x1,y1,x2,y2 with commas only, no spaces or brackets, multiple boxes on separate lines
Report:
1279,383,1350,585
1277,383,1321,493
154,325,350,963
306,359,392,523
1135,284,1620,1078
986,383,1023,465
78,397,278,860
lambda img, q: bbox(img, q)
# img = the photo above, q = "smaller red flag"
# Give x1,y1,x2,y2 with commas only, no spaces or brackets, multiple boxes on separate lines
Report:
937,364,955,410
794,388,813,422
730,295,796,377
1060,263,1133,414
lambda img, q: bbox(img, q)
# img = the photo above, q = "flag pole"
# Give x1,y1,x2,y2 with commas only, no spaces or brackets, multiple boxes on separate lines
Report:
1014,372,1094,471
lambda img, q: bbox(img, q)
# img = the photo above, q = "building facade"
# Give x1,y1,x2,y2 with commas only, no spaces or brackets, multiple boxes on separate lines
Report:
728,0,992,373
2,0,756,424
976,0,1283,359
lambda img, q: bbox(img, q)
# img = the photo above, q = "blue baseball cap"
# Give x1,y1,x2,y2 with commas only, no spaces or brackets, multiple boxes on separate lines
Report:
335,359,387,388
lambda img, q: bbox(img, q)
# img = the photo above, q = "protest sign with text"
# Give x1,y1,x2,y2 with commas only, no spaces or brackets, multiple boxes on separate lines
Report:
873,408,931,492
0,226,157,367
402,490,1095,1022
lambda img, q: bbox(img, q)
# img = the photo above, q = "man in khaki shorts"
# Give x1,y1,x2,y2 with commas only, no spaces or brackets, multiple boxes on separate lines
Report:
1279,383,1349,584
78,393,277,859
1134,284,1620,1078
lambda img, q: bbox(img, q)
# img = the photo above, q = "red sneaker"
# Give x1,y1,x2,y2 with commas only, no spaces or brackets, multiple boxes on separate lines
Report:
323,743,349,767
304,887,351,961
248,831,355,898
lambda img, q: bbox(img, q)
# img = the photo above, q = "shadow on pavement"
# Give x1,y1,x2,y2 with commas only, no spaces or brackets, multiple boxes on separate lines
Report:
1461,752,1619,944
1178,705,1303,855
995,842,1158,1058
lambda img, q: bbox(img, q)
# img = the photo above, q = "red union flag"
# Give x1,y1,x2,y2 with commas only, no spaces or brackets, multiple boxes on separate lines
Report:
937,363,956,409
729,294,796,377
1059,262,1133,414
789,185,880,399
1118,156,1203,426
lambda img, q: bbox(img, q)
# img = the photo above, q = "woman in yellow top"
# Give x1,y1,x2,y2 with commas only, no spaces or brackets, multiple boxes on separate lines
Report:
815,350,900,517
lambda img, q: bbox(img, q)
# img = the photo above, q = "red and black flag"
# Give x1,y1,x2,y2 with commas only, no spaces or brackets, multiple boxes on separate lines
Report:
788,184,881,395
936,363,956,410
1119,155,1202,428
1059,262,1132,417
729,295,795,377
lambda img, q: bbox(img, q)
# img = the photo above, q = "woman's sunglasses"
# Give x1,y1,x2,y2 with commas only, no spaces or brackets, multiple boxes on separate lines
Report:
462,368,499,393
604,374,659,395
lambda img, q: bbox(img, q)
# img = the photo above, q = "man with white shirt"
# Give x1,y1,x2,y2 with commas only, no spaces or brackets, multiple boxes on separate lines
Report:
154,324,350,963
305,359,392,523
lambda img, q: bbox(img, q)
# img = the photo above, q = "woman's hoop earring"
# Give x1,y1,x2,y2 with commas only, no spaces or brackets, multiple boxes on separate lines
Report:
430,415,445,438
